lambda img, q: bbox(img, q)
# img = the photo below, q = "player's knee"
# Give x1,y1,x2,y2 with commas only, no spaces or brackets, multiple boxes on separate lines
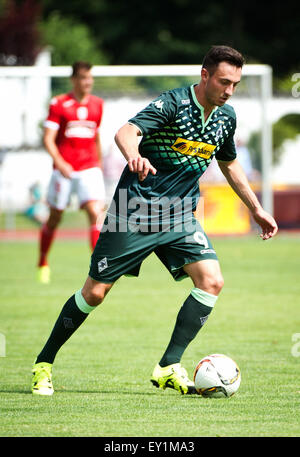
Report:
214,275,224,294
81,281,112,307
83,288,105,306
84,201,104,225
47,209,63,229
201,273,224,296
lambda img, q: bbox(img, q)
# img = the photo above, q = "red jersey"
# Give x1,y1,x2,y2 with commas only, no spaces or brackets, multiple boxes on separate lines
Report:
45,93,104,171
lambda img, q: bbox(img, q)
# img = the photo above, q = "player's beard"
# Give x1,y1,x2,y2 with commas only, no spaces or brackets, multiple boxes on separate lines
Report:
218,95,229,105
205,83,228,108
206,91,227,108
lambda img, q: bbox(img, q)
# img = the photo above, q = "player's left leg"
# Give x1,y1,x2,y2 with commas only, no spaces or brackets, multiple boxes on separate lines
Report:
151,223,223,395
158,259,223,367
151,259,223,395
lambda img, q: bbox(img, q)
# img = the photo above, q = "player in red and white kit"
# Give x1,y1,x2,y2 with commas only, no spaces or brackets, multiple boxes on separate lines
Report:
37,61,105,284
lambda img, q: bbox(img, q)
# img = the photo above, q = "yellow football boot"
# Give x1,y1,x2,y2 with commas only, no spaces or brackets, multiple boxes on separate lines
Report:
151,363,197,395
31,362,54,396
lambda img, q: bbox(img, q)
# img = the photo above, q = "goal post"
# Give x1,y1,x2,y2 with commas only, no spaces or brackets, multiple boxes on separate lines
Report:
0,63,273,215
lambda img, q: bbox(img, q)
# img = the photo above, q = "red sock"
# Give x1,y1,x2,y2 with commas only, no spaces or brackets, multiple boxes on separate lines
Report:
38,224,56,267
90,224,100,250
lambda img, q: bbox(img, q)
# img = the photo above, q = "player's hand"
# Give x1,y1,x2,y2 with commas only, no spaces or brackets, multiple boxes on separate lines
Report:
252,208,278,240
128,156,157,181
56,160,74,179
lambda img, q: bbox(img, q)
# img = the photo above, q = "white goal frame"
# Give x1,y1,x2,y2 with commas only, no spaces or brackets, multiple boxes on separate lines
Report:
0,64,273,215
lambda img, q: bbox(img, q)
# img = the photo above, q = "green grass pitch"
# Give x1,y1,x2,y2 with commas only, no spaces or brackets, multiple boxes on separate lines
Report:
0,234,299,437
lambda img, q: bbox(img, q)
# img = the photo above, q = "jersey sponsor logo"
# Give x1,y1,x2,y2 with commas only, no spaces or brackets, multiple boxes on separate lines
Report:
65,120,97,138
200,248,216,255
153,99,164,111
171,137,216,160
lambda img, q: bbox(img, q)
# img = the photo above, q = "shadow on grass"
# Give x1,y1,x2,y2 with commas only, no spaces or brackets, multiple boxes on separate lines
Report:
0,387,200,399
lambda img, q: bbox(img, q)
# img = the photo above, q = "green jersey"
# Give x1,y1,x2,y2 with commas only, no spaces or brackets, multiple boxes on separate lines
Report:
108,84,237,230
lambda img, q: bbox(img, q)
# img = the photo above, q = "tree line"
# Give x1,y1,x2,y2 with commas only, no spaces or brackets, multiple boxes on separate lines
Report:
0,0,299,80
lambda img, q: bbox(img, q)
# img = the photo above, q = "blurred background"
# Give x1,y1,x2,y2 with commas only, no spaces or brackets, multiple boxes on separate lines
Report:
0,0,300,237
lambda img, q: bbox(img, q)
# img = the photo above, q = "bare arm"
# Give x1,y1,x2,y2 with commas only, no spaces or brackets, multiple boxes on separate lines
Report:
218,159,278,240
114,123,157,181
43,128,73,178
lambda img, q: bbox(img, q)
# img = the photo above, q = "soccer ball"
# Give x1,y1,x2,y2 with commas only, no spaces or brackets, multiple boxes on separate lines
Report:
194,354,241,398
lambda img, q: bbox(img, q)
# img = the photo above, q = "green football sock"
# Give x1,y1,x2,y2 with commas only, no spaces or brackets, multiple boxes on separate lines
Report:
159,288,218,367
36,290,95,364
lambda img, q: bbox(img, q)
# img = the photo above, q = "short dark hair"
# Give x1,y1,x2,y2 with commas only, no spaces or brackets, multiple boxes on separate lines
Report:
71,61,92,77
202,46,245,75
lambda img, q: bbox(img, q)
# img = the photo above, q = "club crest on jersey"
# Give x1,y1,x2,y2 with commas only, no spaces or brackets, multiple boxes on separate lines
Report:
171,137,216,160
215,125,223,141
77,106,88,120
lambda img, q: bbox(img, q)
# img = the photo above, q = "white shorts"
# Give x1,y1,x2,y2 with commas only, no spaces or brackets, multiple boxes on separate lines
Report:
47,167,105,211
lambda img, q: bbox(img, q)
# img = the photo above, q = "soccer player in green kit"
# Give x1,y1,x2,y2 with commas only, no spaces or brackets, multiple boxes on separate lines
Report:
31,46,278,396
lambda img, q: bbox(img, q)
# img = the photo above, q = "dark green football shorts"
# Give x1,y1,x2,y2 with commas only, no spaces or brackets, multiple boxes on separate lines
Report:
89,215,218,283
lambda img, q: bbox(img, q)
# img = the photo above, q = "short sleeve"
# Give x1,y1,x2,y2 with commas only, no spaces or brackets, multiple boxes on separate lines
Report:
215,119,237,162
128,90,178,135
44,97,61,130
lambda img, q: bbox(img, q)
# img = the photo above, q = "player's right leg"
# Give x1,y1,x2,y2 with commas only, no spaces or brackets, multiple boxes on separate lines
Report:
77,167,106,250
32,277,113,395
37,170,72,283
32,222,158,395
